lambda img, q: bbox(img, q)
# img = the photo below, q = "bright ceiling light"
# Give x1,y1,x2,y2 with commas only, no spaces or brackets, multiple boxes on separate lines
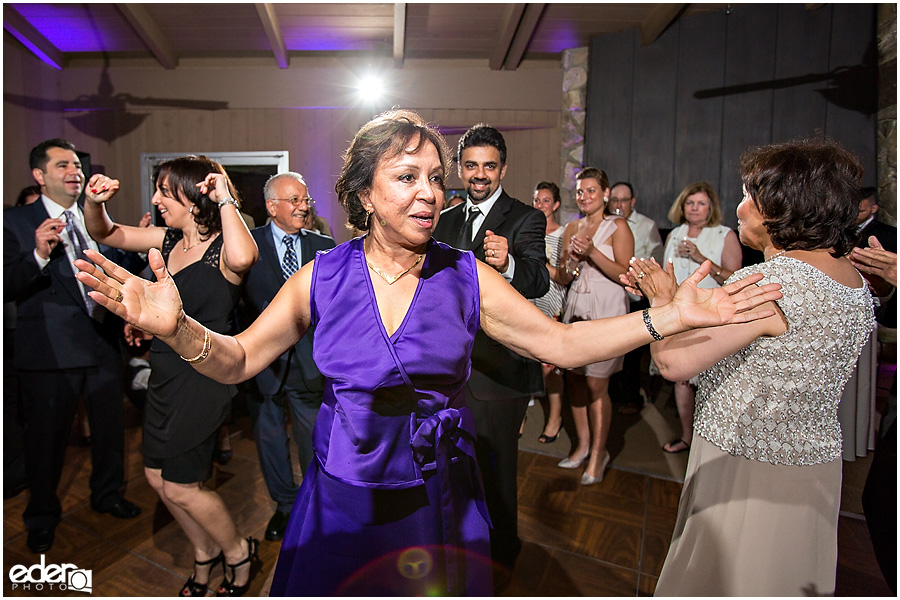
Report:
357,74,385,104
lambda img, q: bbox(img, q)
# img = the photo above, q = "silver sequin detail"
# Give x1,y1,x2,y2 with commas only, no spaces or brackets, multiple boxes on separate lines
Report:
694,257,875,466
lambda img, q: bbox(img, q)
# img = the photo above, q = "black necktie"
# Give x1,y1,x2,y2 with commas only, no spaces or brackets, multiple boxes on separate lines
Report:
459,206,480,249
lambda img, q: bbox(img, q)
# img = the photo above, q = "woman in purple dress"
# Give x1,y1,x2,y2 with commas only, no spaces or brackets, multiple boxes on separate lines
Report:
74,110,782,596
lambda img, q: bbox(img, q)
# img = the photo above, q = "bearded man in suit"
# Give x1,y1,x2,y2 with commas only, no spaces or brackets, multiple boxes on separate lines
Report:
240,172,335,541
432,124,549,587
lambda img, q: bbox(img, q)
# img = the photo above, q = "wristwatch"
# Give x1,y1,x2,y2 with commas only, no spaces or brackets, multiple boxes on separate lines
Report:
218,197,238,209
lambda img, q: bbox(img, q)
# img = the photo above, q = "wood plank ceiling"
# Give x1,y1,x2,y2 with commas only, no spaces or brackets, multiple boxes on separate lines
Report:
4,3,729,71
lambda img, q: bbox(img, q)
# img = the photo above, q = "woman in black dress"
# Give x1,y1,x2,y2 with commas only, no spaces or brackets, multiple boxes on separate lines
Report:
83,156,260,597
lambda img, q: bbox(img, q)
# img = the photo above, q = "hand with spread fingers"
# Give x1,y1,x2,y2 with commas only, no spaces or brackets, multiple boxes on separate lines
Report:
75,248,184,340
849,235,897,290
668,260,782,330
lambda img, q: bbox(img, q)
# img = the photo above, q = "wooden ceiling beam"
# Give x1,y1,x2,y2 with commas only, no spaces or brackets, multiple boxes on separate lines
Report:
393,3,406,69
255,3,289,69
640,3,686,46
502,3,546,71
490,3,526,71
117,4,178,69
3,4,65,70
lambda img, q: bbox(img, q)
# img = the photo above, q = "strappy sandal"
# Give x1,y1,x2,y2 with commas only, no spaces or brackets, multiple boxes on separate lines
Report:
216,537,261,597
662,438,691,454
180,552,224,597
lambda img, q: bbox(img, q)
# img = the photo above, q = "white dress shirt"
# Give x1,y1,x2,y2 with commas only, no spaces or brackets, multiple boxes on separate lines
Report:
465,186,515,281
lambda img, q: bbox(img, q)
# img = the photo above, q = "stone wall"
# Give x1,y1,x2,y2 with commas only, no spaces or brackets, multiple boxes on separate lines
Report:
560,47,588,223
877,4,897,225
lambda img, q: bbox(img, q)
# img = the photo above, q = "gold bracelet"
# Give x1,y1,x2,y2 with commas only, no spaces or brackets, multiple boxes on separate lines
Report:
181,327,211,364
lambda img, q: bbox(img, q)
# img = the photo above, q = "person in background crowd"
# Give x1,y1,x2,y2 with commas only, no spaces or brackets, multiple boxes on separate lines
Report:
659,181,742,454
553,168,634,485
4,138,141,554
240,172,335,542
606,181,663,416
82,156,261,597
530,181,567,444
432,124,549,587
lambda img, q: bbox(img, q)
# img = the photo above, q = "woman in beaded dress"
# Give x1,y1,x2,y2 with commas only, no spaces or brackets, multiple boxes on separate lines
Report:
83,157,262,597
530,181,567,443
626,140,874,596
659,182,743,454
73,110,783,597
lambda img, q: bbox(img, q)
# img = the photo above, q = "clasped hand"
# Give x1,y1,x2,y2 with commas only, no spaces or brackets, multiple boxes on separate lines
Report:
620,257,782,329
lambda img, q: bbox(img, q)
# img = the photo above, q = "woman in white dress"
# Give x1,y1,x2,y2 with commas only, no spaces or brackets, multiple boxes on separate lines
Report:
530,181,567,443
554,168,633,484
660,182,742,454
627,139,874,595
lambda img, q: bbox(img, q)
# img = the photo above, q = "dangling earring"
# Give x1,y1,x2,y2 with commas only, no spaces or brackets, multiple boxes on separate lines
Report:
189,205,195,214
366,210,372,230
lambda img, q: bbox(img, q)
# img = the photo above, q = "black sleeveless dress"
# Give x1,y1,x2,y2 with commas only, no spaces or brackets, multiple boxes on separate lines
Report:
142,229,241,459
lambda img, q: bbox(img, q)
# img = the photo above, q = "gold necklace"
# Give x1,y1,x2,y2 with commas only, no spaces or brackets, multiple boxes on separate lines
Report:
182,234,210,252
367,254,423,285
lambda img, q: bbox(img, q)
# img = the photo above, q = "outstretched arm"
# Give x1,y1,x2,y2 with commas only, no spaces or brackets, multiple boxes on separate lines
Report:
478,258,782,369
621,257,787,381
850,235,897,294
75,248,309,384
83,174,166,253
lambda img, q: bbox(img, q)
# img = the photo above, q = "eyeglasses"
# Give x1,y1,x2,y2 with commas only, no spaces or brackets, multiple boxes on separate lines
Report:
271,196,315,207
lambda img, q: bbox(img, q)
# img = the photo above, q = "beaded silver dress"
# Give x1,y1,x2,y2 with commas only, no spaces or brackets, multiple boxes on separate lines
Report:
655,257,874,596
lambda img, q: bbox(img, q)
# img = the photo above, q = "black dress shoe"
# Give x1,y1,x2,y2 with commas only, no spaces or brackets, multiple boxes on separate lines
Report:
95,498,141,519
264,510,291,541
27,527,55,553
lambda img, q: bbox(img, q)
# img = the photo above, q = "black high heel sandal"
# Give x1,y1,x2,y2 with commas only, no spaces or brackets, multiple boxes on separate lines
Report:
180,552,224,597
216,537,261,597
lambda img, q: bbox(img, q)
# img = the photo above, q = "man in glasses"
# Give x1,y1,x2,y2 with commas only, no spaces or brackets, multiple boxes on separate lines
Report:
607,181,663,416
239,172,335,541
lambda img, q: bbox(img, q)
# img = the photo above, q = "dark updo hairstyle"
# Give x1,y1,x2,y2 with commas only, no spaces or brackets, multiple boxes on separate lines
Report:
336,109,451,231
740,138,863,258
152,155,240,237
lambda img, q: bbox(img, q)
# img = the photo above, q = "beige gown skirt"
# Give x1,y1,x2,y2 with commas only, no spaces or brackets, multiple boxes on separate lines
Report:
655,435,842,596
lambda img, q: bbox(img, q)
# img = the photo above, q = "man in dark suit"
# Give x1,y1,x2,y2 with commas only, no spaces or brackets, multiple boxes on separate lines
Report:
432,124,549,584
855,187,896,327
240,172,335,541
3,139,140,553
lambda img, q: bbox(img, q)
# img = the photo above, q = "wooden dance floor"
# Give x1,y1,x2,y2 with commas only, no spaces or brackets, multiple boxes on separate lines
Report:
3,402,893,596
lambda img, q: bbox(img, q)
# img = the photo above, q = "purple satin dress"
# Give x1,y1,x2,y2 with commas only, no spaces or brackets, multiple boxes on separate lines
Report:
270,237,493,596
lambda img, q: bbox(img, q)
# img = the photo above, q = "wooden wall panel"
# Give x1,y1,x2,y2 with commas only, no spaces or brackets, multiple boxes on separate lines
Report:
586,29,635,185
629,21,678,226
587,4,878,230
825,3,878,186
673,10,726,212
719,4,779,217
771,4,831,143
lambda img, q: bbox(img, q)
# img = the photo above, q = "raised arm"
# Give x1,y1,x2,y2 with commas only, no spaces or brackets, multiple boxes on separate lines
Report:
478,258,782,369
75,248,309,384
196,173,258,277
83,174,167,253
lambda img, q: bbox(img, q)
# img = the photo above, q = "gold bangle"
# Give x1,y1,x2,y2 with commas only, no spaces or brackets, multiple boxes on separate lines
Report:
181,327,211,364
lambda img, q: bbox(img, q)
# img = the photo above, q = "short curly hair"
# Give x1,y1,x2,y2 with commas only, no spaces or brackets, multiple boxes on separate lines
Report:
335,109,451,231
667,181,723,227
152,155,241,237
740,138,863,258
